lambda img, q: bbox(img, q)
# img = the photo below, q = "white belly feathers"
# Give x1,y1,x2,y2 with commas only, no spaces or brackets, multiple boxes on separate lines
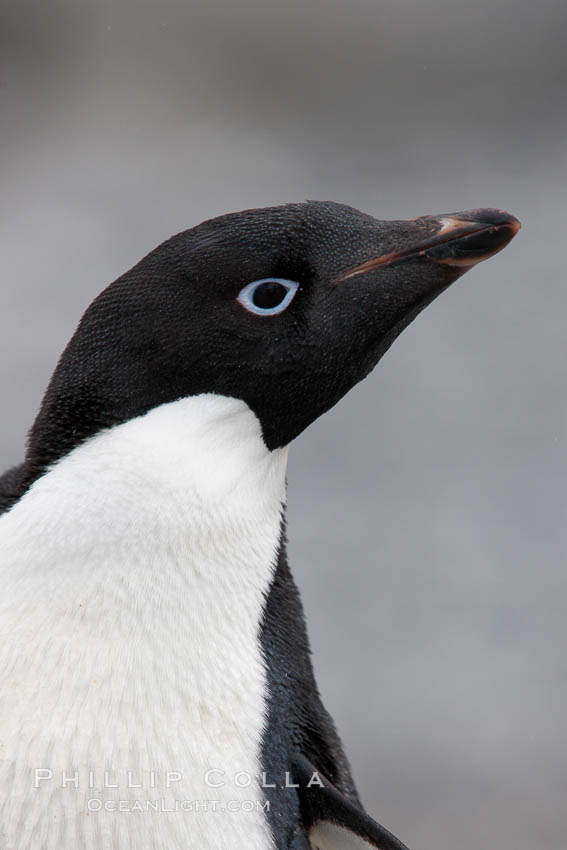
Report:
0,395,288,850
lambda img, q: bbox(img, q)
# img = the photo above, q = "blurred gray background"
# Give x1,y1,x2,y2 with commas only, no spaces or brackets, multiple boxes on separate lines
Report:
1,1,565,848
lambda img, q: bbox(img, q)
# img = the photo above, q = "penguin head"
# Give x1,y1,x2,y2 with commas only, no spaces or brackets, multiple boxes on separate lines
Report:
29,201,520,470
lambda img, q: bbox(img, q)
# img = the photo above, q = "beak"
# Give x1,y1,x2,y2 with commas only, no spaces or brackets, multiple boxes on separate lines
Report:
339,208,521,281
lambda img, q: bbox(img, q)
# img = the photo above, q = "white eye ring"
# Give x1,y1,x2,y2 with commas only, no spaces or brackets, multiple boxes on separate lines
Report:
237,278,299,315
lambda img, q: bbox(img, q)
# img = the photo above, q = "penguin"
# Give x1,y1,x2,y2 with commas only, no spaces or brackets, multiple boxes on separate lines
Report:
0,201,520,850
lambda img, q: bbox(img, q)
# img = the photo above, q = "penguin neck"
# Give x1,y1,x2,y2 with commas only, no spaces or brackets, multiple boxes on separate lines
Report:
3,393,288,580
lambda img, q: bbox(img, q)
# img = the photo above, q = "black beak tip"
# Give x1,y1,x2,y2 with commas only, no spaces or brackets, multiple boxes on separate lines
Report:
456,208,522,232
424,207,521,267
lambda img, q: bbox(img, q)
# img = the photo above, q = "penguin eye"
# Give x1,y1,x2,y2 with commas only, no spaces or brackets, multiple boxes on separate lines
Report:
237,278,299,315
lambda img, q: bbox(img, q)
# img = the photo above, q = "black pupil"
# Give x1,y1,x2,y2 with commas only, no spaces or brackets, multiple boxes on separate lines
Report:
252,281,289,310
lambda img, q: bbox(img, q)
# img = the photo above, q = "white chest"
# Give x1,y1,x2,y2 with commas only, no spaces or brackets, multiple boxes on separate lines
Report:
0,395,287,850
